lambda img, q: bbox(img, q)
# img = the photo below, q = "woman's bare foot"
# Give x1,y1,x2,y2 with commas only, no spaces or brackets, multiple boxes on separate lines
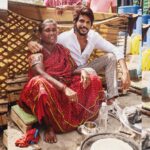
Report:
107,98,114,105
107,96,118,105
44,127,57,143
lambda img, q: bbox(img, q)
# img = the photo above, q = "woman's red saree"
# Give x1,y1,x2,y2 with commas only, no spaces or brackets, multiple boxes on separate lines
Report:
19,44,103,133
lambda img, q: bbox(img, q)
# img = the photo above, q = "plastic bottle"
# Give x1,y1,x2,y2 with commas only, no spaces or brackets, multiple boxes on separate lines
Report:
99,102,108,132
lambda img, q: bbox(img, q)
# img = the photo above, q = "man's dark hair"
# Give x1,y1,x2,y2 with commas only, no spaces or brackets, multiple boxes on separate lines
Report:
73,7,94,26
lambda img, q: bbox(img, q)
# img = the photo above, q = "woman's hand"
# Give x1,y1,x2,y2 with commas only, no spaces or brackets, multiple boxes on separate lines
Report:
80,69,91,89
28,41,43,53
63,87,78,102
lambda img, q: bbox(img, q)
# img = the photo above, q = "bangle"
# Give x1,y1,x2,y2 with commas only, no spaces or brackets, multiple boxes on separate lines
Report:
62,85,67,91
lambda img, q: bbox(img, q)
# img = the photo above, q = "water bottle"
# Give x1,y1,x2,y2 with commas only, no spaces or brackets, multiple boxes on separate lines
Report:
99,102,108,132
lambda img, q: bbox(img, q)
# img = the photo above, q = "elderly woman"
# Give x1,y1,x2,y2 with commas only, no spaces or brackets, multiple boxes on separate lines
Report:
19,19,103,143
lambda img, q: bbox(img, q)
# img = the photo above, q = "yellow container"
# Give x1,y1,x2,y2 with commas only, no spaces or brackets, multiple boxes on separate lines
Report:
142,49,150,71
130,34,141,55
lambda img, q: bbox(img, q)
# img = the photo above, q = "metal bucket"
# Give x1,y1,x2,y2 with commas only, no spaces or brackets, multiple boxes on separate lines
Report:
118,5,141,30
80,133,139,150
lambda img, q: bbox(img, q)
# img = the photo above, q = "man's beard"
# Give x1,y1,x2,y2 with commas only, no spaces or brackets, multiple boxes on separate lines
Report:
74,26,89,36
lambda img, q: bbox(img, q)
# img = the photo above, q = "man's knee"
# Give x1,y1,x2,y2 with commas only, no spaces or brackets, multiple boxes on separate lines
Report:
107,53,117,61
82,67,97,75
106,53,117,64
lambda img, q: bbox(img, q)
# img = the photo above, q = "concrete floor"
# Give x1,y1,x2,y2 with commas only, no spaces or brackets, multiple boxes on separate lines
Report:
0,91,146,150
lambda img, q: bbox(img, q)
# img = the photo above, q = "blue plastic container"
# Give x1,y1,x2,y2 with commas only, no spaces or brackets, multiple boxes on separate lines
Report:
147,19,150,47
118,5,141,14
142,15,150,24
118,5,141,31
142,15,150,42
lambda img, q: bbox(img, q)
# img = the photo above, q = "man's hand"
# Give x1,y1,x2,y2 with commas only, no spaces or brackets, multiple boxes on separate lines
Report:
121,71,131,90
28,41,43,53
63,87,78,102
80,69,91,89
119,58,131,90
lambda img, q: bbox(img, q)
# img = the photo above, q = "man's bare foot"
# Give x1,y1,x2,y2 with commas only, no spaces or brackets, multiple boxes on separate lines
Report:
44,127,57,143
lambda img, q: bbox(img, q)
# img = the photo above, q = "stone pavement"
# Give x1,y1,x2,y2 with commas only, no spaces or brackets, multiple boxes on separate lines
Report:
2,91,143,150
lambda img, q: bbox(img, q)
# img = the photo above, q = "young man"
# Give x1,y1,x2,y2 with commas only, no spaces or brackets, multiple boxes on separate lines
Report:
86,0,117,13
28,7,130,104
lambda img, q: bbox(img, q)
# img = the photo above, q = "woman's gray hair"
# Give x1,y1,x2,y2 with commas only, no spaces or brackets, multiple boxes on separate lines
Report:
38,19,57,33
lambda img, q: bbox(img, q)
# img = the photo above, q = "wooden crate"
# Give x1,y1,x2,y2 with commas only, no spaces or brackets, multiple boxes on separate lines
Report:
6,74,28,92
11,105,37,133
6,74,28,103
2,129,8,148
0,113,8,126
7,82,26,92
8,1,117,22
0,99,8,113
7,90,21,103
